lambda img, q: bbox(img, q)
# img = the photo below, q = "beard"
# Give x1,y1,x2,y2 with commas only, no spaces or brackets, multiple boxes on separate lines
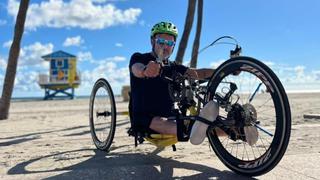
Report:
155,48,172,61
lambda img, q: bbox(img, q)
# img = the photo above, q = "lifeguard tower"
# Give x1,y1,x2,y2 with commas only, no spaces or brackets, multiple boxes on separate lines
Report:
38,50,81,100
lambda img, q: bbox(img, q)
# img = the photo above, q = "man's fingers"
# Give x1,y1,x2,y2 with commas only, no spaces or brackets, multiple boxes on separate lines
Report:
144,61,161,78
144,69,159,78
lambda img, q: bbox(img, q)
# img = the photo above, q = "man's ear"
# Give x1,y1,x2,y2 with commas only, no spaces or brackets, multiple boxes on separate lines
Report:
150,37,155,46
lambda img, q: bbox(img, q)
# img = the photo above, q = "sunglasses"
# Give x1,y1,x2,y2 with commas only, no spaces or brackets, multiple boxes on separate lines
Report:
155,38,175,47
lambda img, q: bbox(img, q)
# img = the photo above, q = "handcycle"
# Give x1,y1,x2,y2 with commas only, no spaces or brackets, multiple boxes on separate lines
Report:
89,36,291,176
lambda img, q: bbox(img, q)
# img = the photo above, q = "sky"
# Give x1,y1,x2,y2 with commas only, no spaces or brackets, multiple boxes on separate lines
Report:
0,0,319,97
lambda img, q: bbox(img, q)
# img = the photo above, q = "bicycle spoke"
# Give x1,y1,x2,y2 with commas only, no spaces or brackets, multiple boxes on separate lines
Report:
256,98,273,111
248,74,259,103
206,57,290,175
243,142,250,161
257,105,275,113
93,88,112,143
257,106,274,115
220,135,228,144
254,143,262,156
230,142,234,154
260,133,272,145
225,138,230,151
254,124,274,137
258,135,268,152
251,145,257,159
239,73,244,105
236,141,239,158
249,83,262,103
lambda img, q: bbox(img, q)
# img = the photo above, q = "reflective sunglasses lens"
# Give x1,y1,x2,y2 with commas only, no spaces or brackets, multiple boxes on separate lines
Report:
156,38,165,45
156,38,174,47
166,40,174,47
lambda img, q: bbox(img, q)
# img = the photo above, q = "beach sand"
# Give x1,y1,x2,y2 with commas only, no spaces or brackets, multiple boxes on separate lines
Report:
0,93,319,179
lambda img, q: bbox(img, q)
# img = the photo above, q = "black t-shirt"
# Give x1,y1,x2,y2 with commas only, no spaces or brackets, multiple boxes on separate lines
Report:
129,52,188,117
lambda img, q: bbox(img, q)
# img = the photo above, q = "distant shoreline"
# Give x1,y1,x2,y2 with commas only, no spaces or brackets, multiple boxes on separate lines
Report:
9,91,320,102
10,95,122,102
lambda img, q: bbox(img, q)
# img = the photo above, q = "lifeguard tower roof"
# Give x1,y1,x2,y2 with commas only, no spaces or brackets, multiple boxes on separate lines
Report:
42,50,76,60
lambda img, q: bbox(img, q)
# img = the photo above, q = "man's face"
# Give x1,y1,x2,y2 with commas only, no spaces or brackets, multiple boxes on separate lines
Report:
152,33,175,60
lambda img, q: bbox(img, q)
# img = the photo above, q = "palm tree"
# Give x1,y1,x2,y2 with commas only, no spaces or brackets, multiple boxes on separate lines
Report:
175,0,196,64
0,0,30,120
190,0,203,68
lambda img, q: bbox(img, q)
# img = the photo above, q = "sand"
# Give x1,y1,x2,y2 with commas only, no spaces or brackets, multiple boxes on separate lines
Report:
0,93,319,179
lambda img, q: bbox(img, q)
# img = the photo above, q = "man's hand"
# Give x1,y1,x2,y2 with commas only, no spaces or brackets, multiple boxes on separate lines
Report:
185,69,199,79
144,61,161,78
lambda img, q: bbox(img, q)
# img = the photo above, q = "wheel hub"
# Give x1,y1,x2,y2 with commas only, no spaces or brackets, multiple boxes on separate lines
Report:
242,103,257,125
227,103,257,127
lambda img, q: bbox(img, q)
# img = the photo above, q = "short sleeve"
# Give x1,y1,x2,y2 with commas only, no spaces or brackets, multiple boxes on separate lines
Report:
129,52,146,68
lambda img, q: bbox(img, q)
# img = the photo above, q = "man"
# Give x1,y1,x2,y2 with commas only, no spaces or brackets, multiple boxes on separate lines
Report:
129,21,218,145
129,21,258,145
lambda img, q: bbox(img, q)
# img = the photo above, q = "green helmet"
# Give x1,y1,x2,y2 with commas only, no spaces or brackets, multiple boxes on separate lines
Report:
151,22,178,39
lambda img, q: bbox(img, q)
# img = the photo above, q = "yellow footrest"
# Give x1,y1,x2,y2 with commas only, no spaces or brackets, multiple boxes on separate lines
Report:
145,134,178,148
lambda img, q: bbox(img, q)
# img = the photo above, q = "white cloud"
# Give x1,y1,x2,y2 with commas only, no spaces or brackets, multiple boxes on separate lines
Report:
262,61,275,67
207,60,320,92
294,65,305,79
0,74,4,92
115,43,123,47
3,40,13,48
8,0,142,30
312,71,320,81
13,70,42,93
209,59,225,69
63,36,84,47
93,0,128,3
78,51,126,63
76,53,129,95
77,51,93,62
92,0,107,3
19,42,54,68
139,20,145,26
0,56,7,71
0,19,7,26
78,62,129,95
106,56,126,62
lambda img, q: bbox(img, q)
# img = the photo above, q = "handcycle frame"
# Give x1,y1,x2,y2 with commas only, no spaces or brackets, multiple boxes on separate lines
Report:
89,42,291,176
127,67,241,147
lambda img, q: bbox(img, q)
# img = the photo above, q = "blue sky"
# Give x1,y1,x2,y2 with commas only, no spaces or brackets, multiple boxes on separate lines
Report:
0,0,319,97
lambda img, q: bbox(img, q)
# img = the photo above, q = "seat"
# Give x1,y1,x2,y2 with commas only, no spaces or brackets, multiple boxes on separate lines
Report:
128,92,177,150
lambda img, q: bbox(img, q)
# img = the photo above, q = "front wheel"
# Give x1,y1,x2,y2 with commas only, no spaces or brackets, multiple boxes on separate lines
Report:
205,56,291,176
89,78,116,152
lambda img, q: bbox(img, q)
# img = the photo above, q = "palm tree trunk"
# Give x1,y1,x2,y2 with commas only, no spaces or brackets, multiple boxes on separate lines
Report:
190,0,203,68
175,0,196,64
0,0,30,120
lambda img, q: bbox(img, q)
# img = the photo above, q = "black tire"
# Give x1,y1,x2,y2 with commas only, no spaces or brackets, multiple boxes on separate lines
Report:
205,56,291,176
89,78,116,152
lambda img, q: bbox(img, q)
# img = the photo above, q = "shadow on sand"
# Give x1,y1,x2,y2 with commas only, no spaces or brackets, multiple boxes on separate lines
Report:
0,136,40,146
7,145,256,180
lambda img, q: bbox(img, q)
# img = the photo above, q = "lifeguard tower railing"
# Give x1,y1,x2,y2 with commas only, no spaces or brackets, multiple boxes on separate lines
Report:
38,72,81,100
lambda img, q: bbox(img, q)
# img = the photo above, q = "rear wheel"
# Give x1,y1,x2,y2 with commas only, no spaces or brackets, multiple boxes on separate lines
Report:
89,78,116,152
206,56,291,176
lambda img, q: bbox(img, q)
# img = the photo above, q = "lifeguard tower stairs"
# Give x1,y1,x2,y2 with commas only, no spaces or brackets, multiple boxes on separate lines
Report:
38,50,81,100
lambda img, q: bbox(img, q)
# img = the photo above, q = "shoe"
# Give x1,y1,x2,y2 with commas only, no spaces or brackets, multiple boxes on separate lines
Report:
243,126,259,146
190,101,219,145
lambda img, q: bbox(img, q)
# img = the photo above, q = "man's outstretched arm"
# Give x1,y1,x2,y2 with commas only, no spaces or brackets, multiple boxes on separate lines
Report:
185,68,214,80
